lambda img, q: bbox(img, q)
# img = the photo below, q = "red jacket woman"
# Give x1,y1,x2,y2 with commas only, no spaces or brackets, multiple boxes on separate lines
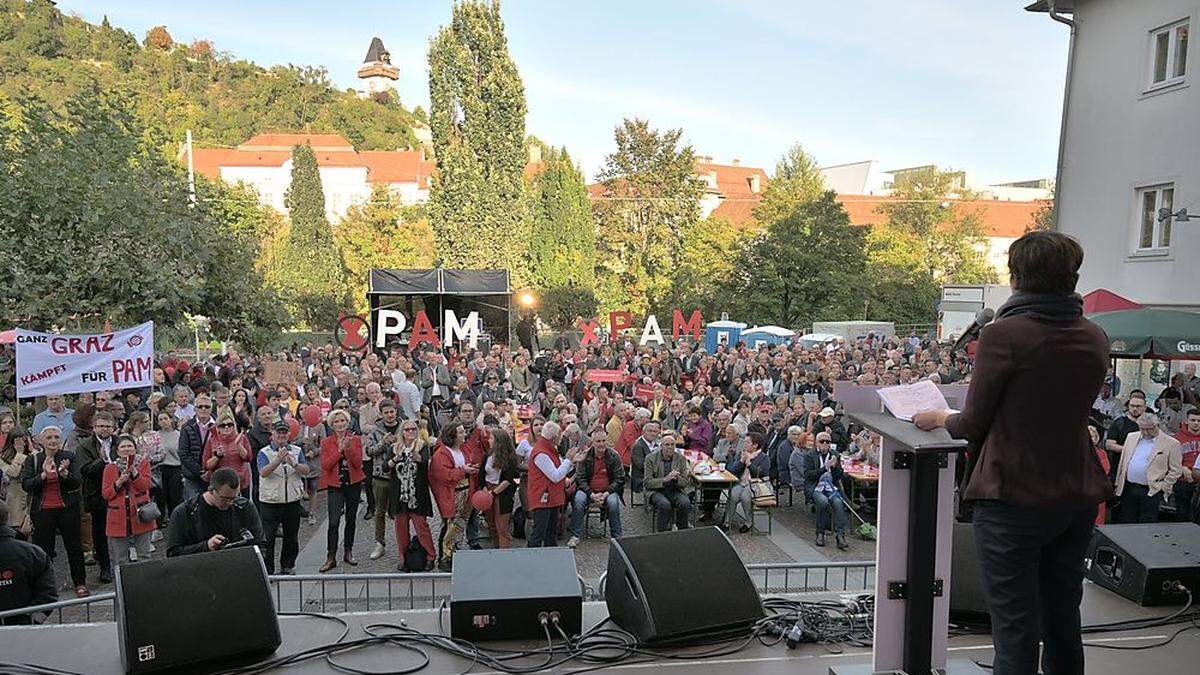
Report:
319,429,366,490
101,450,154,538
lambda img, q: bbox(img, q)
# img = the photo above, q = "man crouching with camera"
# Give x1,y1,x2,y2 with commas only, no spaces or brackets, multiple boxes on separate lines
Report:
166,467,263,557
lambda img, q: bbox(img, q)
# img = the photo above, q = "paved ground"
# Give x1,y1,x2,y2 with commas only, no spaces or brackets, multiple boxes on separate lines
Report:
43,488,878,618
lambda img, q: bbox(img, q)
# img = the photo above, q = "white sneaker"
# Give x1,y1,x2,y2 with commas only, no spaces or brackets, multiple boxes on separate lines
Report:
369,542,385,560
151,530,162,543
129,548,138,562
566,536,580,549
307,514,317,526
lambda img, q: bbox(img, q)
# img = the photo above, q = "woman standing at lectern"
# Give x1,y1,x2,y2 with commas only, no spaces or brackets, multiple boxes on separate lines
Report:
914,231,1112,675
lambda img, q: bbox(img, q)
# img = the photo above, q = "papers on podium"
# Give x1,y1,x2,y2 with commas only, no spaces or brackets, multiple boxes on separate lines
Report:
877,380,956,422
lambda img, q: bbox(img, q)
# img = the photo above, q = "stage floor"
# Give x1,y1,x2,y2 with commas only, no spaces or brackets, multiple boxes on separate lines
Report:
0,582,1196,674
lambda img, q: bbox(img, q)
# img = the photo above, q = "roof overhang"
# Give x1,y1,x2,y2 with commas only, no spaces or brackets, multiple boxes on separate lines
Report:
1025,1,1074,13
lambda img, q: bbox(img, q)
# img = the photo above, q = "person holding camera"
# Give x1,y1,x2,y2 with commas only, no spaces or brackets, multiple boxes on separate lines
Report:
166,467,262,557
100,434,156,567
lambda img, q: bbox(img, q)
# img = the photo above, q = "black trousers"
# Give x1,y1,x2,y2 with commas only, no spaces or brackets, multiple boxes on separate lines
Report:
973,500,1096,675
32,506,86,587
1113,482,1161,523
259,501,301,573
362,458,375,512
326,483,362,555
87,504,111,572
158,465,183,522
649,490,692,532
528,507,559,548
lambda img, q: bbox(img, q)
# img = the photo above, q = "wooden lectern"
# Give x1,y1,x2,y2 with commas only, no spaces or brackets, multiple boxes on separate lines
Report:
830,384,984,675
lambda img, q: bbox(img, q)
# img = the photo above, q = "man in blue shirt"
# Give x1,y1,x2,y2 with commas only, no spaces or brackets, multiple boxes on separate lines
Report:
32,395,74,439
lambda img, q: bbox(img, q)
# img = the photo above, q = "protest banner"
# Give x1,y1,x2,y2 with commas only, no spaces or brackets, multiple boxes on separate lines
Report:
16,321,155,397
261,359,306,386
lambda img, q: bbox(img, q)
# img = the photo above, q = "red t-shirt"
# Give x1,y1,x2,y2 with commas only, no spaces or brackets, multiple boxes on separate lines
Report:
42,469,65,510
589,459,610,494
1174,429,1200,469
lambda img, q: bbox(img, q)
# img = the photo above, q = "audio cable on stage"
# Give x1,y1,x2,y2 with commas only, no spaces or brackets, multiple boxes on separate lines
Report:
212,594,879,675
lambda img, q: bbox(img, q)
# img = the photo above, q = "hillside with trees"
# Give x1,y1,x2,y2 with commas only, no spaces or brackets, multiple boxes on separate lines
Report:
0,0,426,155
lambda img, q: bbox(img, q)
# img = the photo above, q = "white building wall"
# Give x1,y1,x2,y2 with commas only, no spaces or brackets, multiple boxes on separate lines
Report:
219,163,371,222
1056,0,1200,308
820,161,887,195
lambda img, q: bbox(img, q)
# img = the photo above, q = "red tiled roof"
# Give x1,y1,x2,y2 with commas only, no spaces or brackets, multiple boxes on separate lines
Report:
695,162,770,199
359,150,433,187
710,198,760,226
838,194,1046,238
239,133,354,151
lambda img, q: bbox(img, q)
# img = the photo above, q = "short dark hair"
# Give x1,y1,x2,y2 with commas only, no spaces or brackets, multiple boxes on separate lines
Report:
1007,230,1083,295
210,467,240,491
747,431,765,450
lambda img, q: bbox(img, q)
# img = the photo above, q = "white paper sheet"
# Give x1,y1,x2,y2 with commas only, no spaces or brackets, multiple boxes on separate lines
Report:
876,380,956,421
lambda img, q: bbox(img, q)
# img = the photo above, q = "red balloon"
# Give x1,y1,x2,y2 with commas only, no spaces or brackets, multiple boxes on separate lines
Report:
286,417,300,442
302,404,323,428
470,489,494,513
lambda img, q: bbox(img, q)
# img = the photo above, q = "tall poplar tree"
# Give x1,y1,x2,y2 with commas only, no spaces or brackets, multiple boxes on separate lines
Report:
528,147,595,292
427,0,528,281
272,143,350,328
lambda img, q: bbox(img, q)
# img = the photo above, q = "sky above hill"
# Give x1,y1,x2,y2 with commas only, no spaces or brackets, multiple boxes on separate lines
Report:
59,1,1070,185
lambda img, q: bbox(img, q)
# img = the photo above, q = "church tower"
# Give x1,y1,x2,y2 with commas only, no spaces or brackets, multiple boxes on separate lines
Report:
357,37,400,99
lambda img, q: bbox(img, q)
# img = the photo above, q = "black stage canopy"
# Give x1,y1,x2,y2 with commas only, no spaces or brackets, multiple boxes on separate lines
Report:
366,268,512,349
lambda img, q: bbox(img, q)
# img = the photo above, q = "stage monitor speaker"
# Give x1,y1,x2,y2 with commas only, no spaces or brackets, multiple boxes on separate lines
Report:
115,546,280,674
605,527,764,643
949,520,990,625
450,547,583,641
1086,522,1200,606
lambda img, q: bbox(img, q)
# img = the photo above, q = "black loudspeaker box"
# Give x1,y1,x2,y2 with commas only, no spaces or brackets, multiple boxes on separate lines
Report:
450,547,583,641
950,520,989,625
115,546,281,674
605,527,764,642
1086,522,1200,606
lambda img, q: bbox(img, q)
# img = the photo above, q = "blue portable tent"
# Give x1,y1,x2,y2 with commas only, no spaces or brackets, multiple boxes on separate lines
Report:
741,326,796,349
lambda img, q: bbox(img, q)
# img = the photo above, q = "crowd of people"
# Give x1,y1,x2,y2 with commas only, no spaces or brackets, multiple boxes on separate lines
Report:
1,326,1198,617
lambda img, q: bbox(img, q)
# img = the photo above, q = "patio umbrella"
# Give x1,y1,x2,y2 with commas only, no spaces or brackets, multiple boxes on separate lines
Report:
1088,308,1200,359
1081,289,1142,314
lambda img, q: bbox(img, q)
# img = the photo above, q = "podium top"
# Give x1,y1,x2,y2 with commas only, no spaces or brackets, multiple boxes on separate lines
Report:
848,412,968,452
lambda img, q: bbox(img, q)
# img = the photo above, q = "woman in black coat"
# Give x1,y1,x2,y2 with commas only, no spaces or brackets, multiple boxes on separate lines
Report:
385,421,435,571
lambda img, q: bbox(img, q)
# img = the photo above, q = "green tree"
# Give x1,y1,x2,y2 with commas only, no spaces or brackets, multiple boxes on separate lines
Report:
270,143,351,328
12,0,63,59
195,179,291,351
592,118,703,314
527,147,595,292
427,0,529,281
753,142,825,226
0,90,286,341
1028,184,1055,232
878,167,999,284
670,216,746,316
335,185,435,313
863,225,940,325
730,192,866,327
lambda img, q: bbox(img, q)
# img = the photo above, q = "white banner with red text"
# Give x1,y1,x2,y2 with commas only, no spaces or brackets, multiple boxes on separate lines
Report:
15,321,155,397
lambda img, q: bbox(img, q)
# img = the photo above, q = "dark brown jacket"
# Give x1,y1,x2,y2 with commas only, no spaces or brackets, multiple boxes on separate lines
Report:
947,314,1113,510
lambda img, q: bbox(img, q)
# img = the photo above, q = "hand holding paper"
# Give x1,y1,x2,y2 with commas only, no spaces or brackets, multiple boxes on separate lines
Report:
877,380,957,422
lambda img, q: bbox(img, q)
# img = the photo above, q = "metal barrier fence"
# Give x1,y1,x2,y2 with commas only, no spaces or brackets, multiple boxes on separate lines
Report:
0,560,875,626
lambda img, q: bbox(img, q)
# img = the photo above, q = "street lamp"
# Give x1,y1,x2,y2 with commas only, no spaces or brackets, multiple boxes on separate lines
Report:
518,292,537,309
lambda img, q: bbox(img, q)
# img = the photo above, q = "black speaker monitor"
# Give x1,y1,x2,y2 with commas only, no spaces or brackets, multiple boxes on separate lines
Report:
115,546,281,674
949,520,989,625
605,528,764,642
450,547,583,641
1086,523,1200,606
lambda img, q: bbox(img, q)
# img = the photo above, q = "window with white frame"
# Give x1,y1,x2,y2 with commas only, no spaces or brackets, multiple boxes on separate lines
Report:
1135,183,1174,252
1149,20,1189,88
